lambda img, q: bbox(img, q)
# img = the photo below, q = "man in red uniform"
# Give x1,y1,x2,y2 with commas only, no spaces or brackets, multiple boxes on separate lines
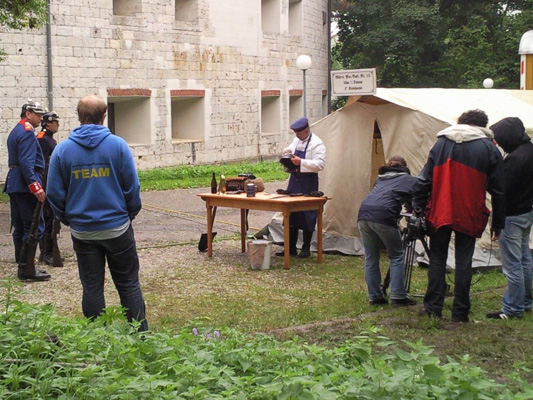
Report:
4,101,51,281
412,109,505,322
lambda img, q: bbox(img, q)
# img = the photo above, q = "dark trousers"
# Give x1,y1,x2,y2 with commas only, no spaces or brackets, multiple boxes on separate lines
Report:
72,225,148,332
9,192,44,244
288,227,313,251
39,199,55,257
425,226,476,320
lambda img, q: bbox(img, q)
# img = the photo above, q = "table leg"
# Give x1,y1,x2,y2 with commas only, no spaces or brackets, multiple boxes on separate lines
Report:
240,208,246,253
283,209,290,270
317,204,323,263
206,202,213,257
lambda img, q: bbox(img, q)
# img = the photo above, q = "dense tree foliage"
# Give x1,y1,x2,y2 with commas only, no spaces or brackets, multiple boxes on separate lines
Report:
0,0,46,30
333,0,533,88
0,0,47,60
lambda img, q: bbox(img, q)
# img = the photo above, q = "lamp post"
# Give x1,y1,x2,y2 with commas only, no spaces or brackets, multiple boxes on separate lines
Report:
483,78,494,89
296,55,312,118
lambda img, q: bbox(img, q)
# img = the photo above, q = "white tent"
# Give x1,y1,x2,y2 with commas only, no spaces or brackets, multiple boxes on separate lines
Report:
269,88,533,268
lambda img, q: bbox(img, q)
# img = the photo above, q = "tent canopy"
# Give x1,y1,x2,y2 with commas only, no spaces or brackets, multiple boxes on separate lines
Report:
347,88,533,134
308,88,533,262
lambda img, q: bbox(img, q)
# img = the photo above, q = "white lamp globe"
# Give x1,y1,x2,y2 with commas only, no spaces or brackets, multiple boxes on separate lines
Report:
296,55,312,71
483,78,494,89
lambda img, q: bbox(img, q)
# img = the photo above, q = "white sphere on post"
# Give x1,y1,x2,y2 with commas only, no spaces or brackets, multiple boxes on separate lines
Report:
483,78,494,89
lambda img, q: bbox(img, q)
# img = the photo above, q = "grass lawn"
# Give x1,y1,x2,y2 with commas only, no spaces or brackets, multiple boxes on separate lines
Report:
133,234,533,386
3,160,532,394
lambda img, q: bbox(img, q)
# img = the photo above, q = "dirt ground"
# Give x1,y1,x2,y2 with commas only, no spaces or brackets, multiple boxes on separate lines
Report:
0,182,287,318
0,181,283,265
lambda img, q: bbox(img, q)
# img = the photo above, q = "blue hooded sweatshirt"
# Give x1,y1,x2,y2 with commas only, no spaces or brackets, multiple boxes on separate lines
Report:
47,124,141,232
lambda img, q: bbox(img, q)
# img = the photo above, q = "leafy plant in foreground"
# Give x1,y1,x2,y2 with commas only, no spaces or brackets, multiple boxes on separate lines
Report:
0,278,531,399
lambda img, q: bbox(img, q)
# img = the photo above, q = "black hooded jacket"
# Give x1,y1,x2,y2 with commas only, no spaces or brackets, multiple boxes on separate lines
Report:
491,117,533,217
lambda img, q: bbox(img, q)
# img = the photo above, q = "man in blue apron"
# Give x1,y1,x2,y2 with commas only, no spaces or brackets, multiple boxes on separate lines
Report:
278,117,326,258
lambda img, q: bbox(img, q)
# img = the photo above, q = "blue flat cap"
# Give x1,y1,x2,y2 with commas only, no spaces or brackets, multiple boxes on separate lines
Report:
290,117,309,132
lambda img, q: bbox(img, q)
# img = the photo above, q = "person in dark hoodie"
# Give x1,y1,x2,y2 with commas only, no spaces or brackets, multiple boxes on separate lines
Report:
357,155,417,307
412,109,505,323
37,111,61,266
47,95,148,332
486,117,533,320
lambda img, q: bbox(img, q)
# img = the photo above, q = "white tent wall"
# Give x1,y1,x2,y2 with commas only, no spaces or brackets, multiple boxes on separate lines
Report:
267,88,533,268
313,100,448,255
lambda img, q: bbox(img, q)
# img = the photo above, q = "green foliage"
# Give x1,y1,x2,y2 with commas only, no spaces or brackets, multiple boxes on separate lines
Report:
0,0,47,61
0,278,530,399
0,0,46,30
138,160,287,191
331,96,348,111
0,162,285,201
333,0,533,88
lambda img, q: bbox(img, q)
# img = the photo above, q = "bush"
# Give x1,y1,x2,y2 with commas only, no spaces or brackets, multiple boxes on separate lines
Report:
0,279,531,399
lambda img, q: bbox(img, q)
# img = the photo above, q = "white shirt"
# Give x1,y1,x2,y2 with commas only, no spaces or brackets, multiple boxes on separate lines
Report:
283,132,326,173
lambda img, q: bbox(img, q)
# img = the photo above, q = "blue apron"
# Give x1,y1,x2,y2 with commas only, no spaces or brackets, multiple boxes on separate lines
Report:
287,134,319,232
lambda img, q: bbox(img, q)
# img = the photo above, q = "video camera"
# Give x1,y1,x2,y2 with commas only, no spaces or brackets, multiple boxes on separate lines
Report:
400,212,427,241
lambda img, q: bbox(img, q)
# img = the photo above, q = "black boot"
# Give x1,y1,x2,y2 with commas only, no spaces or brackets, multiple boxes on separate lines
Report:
17,266,51,282
14,239,22,263
17,244,51,282
38,238,45,262
40,234,54,265
275,227,299,257
299,231,313,259
289,227,299,255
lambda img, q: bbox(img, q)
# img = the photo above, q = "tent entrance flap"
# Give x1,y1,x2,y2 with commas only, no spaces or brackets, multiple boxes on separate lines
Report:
371,121,386,186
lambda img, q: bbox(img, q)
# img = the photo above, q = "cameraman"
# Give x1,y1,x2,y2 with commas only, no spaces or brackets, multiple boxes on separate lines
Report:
357,156,417,307
412,109,505,323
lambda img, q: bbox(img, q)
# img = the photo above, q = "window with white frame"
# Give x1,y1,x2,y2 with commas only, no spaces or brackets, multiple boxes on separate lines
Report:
262,0,280,33
289,90,303,126
261,90,281,134
113,0,142,16
288,0,303,36
171,90,205,141
107,89,152,145
175,0,198,23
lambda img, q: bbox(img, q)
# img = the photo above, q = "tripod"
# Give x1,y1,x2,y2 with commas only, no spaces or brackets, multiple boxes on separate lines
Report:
382,214,430,296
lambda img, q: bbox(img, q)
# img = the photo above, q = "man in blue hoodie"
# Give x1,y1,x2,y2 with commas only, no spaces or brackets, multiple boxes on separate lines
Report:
47,95,148,332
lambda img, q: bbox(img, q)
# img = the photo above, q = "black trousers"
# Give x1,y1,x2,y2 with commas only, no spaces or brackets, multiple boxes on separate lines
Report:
9,192,44,244
424,226,476,320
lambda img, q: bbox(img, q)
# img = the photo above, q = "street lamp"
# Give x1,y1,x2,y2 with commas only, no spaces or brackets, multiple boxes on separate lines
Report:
296,55,312,118
483,78,494,89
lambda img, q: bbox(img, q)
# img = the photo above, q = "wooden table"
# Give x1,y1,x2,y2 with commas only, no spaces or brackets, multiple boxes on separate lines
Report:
198,192,328,269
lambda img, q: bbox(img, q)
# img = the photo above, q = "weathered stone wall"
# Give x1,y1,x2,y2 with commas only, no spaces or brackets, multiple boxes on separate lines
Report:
0,0,329,176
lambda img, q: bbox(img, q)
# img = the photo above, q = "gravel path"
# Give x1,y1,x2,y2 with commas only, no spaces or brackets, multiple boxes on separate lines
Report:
0,182,286,318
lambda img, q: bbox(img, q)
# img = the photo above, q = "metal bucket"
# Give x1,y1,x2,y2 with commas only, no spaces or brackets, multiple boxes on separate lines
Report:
247,240,272,270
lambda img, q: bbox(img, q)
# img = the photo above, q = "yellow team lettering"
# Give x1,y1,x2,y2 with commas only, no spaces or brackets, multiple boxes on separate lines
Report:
72,167,110,179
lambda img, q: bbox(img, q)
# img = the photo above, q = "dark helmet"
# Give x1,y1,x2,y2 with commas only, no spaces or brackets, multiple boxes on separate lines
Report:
41,111,60,128
21,100,45,117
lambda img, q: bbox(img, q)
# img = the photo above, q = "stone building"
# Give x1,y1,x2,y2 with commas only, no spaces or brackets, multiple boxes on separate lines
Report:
0,0,330,175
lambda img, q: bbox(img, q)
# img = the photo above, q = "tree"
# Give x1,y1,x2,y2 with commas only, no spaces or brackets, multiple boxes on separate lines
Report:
0,0,47,60
333,0,533,89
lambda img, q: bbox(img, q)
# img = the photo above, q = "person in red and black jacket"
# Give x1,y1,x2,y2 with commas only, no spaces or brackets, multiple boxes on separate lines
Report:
412,109,505,323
